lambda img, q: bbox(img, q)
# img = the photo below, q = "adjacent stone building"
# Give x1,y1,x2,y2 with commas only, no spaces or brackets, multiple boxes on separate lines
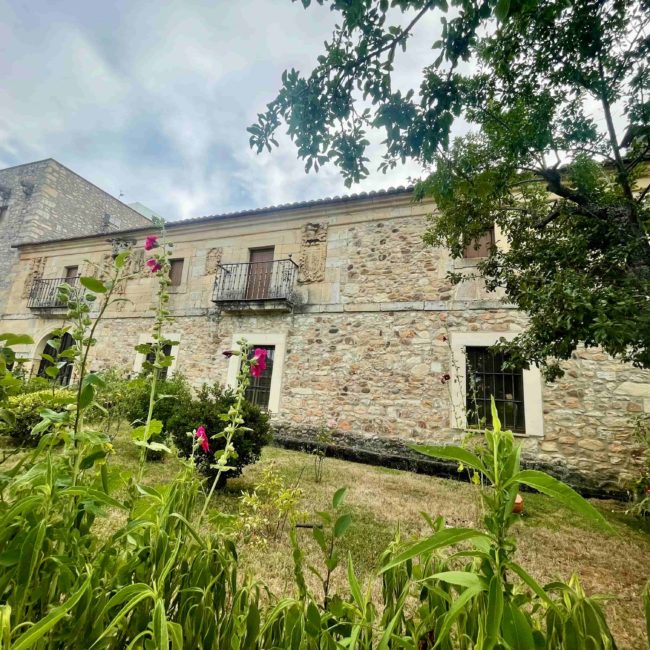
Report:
0,159,151,314
2,185,648,494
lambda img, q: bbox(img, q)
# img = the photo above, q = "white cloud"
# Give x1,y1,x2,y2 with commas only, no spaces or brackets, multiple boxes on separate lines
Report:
0,0,447,221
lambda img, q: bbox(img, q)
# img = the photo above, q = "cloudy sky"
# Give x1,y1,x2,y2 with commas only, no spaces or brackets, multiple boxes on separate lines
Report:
0,0,439,221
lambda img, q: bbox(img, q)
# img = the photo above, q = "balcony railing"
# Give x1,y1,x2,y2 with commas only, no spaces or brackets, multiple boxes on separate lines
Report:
212,259,298,308
28,276,79,309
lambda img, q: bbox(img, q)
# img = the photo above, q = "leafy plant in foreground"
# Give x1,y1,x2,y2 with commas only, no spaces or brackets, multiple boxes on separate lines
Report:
378,397,617,648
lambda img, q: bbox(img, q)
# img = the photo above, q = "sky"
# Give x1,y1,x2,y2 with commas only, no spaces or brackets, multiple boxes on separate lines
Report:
0,0,439,221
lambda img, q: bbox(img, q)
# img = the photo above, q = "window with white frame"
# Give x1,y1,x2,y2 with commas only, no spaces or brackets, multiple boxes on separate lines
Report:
449,332,544,437
465,346,525,432
225,332,286,414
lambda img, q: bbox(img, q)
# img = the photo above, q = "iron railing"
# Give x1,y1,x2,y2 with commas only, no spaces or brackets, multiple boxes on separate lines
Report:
27,276,79,309
212,258,298,304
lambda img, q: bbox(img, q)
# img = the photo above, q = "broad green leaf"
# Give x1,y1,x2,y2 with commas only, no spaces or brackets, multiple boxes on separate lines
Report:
411,444,488,476
334,513,352,538
78,383,95,409
510,470,610,528
502,601,535,649
0,333,33,346
332,486,347,509
80,276,107,293
380,528,491,573
115,250,130,268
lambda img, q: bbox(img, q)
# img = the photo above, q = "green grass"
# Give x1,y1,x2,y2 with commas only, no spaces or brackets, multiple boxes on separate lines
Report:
4,426,650,648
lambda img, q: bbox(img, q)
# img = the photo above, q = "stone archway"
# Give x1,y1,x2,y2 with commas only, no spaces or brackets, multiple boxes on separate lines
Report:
33,331,75,386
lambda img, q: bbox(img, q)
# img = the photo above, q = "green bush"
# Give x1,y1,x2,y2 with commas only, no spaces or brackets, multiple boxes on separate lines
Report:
123,373,193,429
17,376,53,394
167,382,272,484
4,388,75,444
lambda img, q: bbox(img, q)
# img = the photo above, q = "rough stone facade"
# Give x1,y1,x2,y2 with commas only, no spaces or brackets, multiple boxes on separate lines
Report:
0,159,151,315
2,188,648,495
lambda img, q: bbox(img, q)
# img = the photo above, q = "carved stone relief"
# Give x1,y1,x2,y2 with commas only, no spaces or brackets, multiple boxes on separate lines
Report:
298,222,328,284
205,248,223,275
110,238,136,258
22,257,46,299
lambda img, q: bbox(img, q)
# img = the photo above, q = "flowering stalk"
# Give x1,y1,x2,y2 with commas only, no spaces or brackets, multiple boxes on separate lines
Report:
197,342,265,523
136,221,175,481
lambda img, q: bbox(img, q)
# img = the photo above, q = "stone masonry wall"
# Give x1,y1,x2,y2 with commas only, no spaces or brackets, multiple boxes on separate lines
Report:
0,159,150,316
3,191,649,494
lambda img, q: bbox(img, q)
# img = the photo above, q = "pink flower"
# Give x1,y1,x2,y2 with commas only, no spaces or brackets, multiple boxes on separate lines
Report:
196,425,209,453
250,348,267,378
144,235,159,251
146,258,162,273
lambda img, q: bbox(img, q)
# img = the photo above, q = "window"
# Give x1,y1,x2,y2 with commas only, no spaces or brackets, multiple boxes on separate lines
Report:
0,206,7,225
64,266,79,281
145,343,173,380
465,346,525,432
243,345,275,409
463,227,495,259
169,259,184,287
37,332,74,386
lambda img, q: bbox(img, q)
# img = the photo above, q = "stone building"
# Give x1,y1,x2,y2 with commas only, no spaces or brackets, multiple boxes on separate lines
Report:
0,159,151,314
1,186,648,494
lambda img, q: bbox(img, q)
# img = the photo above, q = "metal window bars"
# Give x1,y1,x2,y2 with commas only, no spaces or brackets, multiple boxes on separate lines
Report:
27,276,79,309
212,258,298,303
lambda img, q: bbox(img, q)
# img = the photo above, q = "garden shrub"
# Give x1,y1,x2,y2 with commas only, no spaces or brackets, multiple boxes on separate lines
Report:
167,382,272,483
16,376,52,394
123,373,193,429
4,388,75,444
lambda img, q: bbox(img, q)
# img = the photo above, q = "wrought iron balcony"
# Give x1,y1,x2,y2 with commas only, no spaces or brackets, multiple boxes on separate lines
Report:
27,276,78,309
212,258,298,311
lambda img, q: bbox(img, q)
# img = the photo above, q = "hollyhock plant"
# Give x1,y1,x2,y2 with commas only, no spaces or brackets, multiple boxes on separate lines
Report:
250,348,267,378
146,258,162,273
144,235,159,251
196,425,209,453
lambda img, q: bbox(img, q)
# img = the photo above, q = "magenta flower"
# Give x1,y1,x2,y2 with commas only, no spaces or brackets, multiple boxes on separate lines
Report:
144,235,159,251
196,425,209,453
146,258,162,273
250,348,267,378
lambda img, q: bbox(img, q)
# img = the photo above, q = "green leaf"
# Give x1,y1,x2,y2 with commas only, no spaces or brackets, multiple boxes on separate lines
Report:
80,276,107,293
510,470,610,528
332,486,347,509
380,528,491,573
411,444,488,476
334,513,352,538
78,383,95,409
428,571,485,590
347,554,364,607
486,574,504,642
152,599,169,650
61,486,127,510
12,575,91,650
502,601,535,649
0,333,34,346
115,250,130,269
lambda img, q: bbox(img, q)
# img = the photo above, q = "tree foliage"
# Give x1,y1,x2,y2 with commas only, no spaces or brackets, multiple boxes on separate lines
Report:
250,0,650,378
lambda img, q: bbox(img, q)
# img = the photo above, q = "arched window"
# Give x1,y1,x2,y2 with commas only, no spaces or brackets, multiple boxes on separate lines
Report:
36,332,75,386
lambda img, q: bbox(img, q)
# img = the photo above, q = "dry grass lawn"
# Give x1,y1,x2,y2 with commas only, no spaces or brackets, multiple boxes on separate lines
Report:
103,431,650,650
